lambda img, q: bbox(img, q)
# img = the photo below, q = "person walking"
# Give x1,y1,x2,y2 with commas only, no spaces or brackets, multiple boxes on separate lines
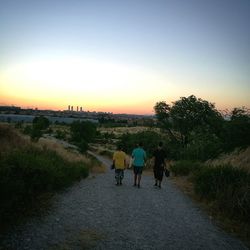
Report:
131,142,146,188
153,141,167,188
113,146,127,186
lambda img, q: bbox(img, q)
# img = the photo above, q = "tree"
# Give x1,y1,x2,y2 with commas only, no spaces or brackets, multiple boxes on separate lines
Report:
33,116,50,130
70,121,97,143
170,95,223,146
119,130,167,157
154,95,223,148
223,107,250,150
154,101,178,142
30,116,50,142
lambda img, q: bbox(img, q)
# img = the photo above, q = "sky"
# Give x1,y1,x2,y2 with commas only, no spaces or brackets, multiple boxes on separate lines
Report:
0,0,249,114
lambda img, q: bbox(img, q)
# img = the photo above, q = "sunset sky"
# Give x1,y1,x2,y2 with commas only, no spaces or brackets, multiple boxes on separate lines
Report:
0,0,249,114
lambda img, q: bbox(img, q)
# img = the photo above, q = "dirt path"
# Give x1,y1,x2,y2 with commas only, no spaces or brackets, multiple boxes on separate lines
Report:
0,153,248,250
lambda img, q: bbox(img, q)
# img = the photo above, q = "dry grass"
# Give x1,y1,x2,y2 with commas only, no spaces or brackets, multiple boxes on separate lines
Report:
99,126,160,136
206,147,250,172
171,176,195,197
38,138,90,164
90,164,106,174
0,124,105,174
0,124,29,153
37,138,107,174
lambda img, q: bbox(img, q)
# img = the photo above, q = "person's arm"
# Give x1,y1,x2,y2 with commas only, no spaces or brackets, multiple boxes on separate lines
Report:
131,149,134,159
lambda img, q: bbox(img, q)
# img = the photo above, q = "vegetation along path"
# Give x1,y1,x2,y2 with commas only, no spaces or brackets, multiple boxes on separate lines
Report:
0,152,248,250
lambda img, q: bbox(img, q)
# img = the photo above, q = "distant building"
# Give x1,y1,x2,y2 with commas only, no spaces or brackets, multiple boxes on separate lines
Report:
68,105,70,111
77,106,79,112
71,106,73,111
80,107,83,112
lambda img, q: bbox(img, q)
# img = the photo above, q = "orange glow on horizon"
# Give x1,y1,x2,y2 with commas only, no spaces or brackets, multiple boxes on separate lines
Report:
0,95,154,115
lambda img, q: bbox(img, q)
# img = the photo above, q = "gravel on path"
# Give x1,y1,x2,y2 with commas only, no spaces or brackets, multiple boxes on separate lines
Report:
0,152,248,250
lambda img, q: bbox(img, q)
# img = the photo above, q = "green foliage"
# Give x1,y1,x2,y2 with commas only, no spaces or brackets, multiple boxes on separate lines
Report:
154,101,177,142
70,121,97,143
119,130,167,157
14,121,23,129
22,116,51,142
33,116,50,130
222,107,250,151
55,129,67,140
170,95,223,145
180,130,223,161
77,139,89,153
194,164,250,221
30,127,42,142
23,125,32,135
154,96,250,161
0,146,89,222
170,160,202,176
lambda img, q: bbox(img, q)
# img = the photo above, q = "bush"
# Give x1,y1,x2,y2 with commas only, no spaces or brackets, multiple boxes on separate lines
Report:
170,160,202,176
77,139,89,153
33,116,50,130
194,164,250,221
55,129,66,140
0,146,89,223
119,130,167,156
70,121,97,143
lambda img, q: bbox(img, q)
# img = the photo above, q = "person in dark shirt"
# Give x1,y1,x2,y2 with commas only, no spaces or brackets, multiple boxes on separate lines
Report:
153,142,167,188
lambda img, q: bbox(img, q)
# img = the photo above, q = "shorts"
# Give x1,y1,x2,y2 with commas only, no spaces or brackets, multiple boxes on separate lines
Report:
133,166,143,175
115,169,124,180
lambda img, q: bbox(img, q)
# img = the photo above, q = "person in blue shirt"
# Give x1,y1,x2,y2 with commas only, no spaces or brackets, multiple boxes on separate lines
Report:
131,142,146,188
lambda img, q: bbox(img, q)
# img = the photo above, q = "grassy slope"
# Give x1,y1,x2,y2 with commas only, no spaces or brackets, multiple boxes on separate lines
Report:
170,148,250,248
0,124,93,229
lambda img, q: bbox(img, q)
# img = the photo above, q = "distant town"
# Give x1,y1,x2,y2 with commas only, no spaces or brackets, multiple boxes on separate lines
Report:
0,105,155,126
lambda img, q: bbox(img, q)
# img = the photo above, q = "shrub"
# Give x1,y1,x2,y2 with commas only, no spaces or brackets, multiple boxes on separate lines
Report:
55,129,66,140
77,139,89,153
170,160,202,176
0,146,89,223
194,164,250,221
70,121,97,143
33,116,50,130
119,130,166,156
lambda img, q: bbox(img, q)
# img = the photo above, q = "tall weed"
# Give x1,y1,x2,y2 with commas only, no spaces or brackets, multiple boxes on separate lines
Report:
170,160,202,176
194,164,250,221
0,146,89,223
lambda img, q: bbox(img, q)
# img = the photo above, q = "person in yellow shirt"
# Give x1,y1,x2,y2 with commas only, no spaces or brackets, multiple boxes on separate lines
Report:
113,146,127,186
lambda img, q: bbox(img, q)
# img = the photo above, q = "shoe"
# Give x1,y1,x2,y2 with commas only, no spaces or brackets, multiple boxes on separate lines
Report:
116,182,119,186
158,185,161,189
154,183,157,187
133,183,136,187
137,184,140,188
